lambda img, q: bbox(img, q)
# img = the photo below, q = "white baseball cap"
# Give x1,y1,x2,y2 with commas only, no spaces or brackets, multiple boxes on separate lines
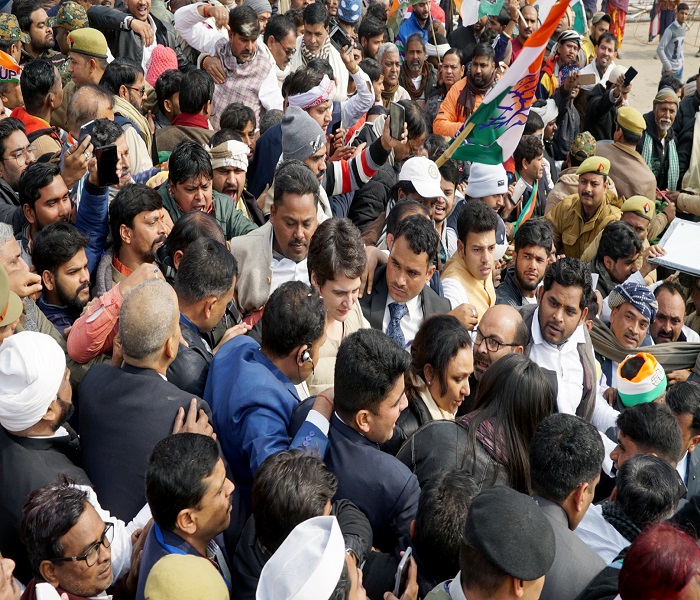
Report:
399,156,446,201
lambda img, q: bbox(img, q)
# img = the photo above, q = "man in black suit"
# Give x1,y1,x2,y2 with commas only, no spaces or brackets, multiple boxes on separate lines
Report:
325,328,419,555
169,237,248,397
78,278,212,521
666,382,700,502
0,331,90,584
360,214,450,349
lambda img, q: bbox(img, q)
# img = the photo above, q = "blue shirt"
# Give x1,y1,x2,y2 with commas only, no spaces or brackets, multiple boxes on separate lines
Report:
204,336,328,508
396,13,429,57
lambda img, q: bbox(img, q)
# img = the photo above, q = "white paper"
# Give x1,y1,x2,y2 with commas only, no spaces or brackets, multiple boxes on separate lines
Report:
649,219,700,277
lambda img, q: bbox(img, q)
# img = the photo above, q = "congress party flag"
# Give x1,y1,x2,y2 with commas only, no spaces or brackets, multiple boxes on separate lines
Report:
449,0,572,165
570,0,587,34
454,0,506,26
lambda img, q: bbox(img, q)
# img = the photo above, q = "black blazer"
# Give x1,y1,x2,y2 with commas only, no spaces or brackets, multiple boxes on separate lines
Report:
359,264,451,334
0,426,90,583
78,364,211,521
325,414,420,555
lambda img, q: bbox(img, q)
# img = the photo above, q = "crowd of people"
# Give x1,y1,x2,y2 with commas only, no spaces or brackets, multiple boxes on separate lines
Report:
1,0,700,597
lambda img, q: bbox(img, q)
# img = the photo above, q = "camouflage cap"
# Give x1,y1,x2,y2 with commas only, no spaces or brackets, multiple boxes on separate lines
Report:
570,131,596,162
47,2,88,32
0,14,30,44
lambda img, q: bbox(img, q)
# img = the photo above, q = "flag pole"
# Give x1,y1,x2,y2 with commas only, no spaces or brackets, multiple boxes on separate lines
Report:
429,13,441,66
435,120,475,167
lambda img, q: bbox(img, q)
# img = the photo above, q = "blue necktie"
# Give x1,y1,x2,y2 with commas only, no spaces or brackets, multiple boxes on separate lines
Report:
387,302,408,348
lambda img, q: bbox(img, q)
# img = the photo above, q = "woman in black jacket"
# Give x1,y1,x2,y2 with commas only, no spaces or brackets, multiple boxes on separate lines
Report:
381,314,472,455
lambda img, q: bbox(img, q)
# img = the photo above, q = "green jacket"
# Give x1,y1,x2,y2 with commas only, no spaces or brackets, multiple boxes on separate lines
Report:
158,183,257,240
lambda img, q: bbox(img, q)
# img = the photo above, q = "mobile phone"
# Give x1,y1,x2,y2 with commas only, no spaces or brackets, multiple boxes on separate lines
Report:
95,144,120,187
577,73,597,86
510,178,528,205
331,119,342,135
78,119,95,144
393,547,412,597
389,101,405,140
329,25,353,54
623,66,638,87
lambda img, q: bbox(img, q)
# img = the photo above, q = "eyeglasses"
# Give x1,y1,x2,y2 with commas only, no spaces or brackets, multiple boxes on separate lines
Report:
1,144,35,167
127,86,146,96
474,329,520,353
50,523,114,568
276,38,296,58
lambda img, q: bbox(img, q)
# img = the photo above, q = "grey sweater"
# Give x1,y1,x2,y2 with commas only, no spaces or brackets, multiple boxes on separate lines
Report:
657,20,685,73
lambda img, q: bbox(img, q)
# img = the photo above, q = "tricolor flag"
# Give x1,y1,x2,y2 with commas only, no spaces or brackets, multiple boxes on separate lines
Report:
450,0,572,164
455,0,506,26
570,0,587,34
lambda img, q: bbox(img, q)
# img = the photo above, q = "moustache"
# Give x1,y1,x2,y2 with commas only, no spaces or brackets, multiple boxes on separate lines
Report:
151,235,167,249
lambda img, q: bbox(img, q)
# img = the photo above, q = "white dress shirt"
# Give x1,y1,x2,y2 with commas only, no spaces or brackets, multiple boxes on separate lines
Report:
528,308,587,415
575,502,629,563
269,232,310,295
678,450,689,484
381,291,423,349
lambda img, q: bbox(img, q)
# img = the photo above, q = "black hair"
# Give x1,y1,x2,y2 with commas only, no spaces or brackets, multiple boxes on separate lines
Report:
146,434,221,531
155,69,183,115
100,57,143,95
459,541,507,594
307,58,335,81
616,403,684,465
618,123,642,145
109,184,163,255
0,117,25,157
261,281,326,357
472,42,495,63
456,198,498,243
425,134,448,161
220,102,256,132
259,110,283,135
20,478,89,578
620,355,646,381
514,135,544,170
439,159,460,186
414,470,479,584
541,257,592,311
92,117,123,148
653,280,685,300
405,32,425,51
468,354,554,492
178,69,214,115
524,110,545,135
18,162,60,209
358,57,382,83
272,159,320,207
358,16,385,43
410,315,472,396
678,2,690,10
666,382,700,437
20,58,57,115
385,199,429,236
445,47,467,68
658,73,683,93
400,99,429,140
530,413,604,502
286,67,324,97
393,213,440,262
285,6,304,29
334,328,411,418
174,237,237,304
209,128,243,147
303,2,329,27
514,219,553,254
307,217,366,287
365,2,388,23
14,0,43,33
252,450,337,553
32,222,88,278
230,5,261,38
263,13,296,43
163,210,225,262
596,220,642,263
168,140,213,186
615,454,682,529
596,31,618,49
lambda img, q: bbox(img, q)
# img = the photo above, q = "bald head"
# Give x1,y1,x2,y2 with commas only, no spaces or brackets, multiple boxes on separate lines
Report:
473,304,528,380
119,279,179,363
67,84,115,139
